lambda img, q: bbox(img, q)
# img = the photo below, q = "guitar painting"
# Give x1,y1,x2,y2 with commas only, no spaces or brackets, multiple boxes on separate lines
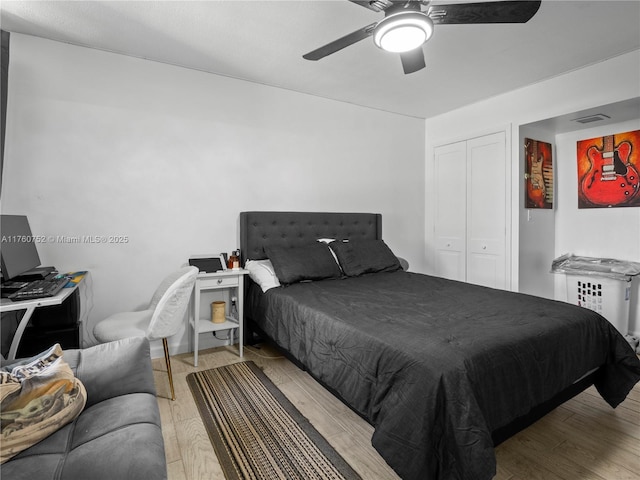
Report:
525,138,553,209
578,130,640,208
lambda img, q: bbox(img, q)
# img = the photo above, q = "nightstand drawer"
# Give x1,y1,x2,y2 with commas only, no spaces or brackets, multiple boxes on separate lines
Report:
198,276,239,289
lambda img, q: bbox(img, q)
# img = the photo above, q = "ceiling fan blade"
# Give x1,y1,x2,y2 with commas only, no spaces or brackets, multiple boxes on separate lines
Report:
348,0,391,13
428,1,541,25
400,48,426,74
303,23,377,61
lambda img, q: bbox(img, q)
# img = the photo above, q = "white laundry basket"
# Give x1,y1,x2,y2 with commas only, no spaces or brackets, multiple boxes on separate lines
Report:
552,254,640,336
564,274,632,335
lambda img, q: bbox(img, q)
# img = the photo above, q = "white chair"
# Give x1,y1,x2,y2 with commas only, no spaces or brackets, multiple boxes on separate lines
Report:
94,266,198,400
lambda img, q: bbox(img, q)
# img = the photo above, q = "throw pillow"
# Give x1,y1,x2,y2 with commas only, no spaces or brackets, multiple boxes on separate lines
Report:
266,243,342,284
0,343,87,463
329,239,402,277
245,259,281,292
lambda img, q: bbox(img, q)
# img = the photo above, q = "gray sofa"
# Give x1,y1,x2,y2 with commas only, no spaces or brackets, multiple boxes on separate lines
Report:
1,336,167,480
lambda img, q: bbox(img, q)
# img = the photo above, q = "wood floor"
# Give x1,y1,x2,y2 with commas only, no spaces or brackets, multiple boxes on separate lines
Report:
152,344,640,480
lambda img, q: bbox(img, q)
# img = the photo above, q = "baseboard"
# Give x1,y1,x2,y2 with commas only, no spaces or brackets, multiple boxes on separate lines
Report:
147,329,640,361
149,335,236,359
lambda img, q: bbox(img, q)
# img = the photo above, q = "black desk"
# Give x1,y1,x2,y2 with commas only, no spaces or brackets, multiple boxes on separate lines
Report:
1,276,85,360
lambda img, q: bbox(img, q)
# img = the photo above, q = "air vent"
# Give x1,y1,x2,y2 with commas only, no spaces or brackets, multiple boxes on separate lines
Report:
571,113,611,124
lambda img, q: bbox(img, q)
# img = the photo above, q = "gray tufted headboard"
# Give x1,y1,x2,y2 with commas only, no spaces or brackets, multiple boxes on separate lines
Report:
239,211,382,262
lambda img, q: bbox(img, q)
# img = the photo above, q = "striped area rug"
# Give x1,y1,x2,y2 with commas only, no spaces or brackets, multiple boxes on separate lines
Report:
187,361,362,480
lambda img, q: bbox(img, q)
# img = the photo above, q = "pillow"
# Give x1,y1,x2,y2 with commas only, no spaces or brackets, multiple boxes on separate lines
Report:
245,259,281,292
265,243,342,285
317,238,342,271
0,344,87,464
329,239,402,277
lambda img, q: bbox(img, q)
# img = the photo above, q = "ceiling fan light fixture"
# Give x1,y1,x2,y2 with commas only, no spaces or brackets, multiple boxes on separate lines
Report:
373,11,434,53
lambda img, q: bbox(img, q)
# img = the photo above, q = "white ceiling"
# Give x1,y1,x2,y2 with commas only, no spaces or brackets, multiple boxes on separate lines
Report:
525,97,640,133
1,0,639,119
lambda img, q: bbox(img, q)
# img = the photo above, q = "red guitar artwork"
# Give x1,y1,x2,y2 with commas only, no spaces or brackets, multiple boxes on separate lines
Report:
580,135,639,207
526,140,545,207
525,138,553,209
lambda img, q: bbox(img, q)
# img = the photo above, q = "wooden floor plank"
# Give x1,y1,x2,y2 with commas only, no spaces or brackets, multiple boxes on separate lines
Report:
166,459,187,480
554,439,639,480
174,415,223,479
327,430,400,480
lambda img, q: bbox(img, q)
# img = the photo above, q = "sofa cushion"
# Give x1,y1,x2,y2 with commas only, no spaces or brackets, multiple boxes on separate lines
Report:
0,337,167,480
0,344,87,464
5,394,165,480
65,336,157,408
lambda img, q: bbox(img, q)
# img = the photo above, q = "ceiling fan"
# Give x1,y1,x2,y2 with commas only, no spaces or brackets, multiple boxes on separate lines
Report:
303,0,542,74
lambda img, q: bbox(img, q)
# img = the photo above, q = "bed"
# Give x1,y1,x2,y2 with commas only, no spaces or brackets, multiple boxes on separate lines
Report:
239,211,640,480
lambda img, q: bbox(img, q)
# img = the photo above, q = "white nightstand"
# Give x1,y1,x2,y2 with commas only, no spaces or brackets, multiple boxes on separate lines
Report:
190,269,248,366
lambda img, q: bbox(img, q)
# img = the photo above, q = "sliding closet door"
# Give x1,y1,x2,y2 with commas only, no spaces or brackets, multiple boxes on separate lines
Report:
466,132,507,289
434,141,466,282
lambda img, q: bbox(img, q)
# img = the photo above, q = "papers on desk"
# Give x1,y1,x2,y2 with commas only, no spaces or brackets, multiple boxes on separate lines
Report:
59,271,88,287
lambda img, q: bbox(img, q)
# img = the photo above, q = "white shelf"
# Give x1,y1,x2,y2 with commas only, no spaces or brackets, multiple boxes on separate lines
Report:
192,317,238,333
190,269,248,366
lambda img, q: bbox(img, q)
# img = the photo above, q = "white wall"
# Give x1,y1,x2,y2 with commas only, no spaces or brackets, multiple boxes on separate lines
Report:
554,119,640,260
424,49,640,335
1,34,426,355
553,119,640,335
518,125,556,299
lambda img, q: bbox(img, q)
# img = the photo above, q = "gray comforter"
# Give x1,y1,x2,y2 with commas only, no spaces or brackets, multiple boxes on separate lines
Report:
247,271,640,480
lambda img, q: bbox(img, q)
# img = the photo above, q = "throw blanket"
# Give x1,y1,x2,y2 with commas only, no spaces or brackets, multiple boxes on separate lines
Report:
248,271,640,480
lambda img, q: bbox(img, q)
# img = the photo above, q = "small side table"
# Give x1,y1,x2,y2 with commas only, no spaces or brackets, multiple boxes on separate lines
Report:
190,269,248,367
1,273,87,360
